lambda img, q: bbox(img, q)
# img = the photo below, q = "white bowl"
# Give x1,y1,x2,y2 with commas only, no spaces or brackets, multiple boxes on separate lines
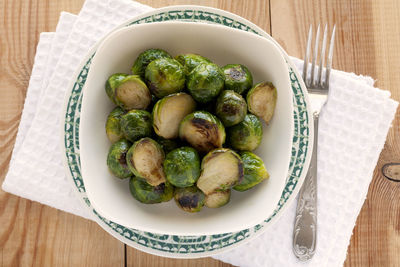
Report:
80,21,293,236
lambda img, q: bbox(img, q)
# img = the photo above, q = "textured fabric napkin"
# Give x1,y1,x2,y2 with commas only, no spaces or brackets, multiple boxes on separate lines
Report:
2,0,398,266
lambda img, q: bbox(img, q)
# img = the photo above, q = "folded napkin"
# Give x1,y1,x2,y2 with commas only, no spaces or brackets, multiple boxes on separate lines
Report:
2,0,398,266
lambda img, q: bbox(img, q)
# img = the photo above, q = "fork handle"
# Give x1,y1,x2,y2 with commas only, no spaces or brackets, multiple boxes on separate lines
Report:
293,112,319,261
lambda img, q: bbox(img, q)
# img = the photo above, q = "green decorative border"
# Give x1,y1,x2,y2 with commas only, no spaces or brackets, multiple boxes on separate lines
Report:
64,9,309,255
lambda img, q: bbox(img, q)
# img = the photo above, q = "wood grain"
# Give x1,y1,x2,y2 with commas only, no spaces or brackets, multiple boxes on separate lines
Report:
0,0,399,266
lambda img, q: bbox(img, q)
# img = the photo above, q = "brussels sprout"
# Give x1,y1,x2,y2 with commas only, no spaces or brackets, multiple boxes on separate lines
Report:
233,151,269,191
146,94,158,112
129,177,173,204
164,147,200,188
179,111,225,153
175,53,211,75
120,110,152,142
174,186,205,213
105,73,129,104
126,137,166,186
113,75,151,110
107,138,132,179
204,190,231,208
105,107,125,143
247,82,277,124
145,58,185,98
131,48,171,78
153,93,196,139
155,136,181,154
227,114,263,151
186,63,225,103
222,64,253,94
197,148,243,195
215,90,247,127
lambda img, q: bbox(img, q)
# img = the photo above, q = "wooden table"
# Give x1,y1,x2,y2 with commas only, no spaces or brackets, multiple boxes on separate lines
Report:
1,0,399,266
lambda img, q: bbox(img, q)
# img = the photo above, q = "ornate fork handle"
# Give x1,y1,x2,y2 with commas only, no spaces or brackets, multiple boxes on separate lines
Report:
293,112,319,261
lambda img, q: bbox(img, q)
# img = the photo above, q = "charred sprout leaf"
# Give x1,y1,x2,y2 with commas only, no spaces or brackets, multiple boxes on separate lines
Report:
105,73,129,104
152,93,196,139
175,53,211,75
205,190,231,208
179,111,225,153
233,151,269,191
145,58,185,98
164,147,200,188
126,137,166,186
215,90,247,127
105,107,125,143
247,82,277,124
197,148,243,195
222,64,253,94
114,75,151,110
186,63,225,103
129,177,173,204
227,114,263,151
131,48,171,78
106,138,132,179
174,186,205,213
120,110,152,142
155,136,181,154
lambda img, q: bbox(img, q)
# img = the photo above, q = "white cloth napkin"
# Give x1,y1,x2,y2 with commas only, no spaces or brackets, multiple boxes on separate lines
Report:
2,0,398,266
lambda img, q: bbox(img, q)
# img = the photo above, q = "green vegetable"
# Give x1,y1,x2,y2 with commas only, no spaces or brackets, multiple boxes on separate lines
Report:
145,58,185,98
113,75,151,110
105,73,129,104
233,151,269,191
131,48,171,78
215,90,247,127
222,64,253,94
163,147,200,188
105,107,125,143
186,63,225,103
179,111,225,153
120,110,152,142
155,136,181,154
247,82,277,124
227,114,263,151
197,148,243,195
152,93,196,139
205,190,230,208
175,53,211,75
126,137,166,186
174,186,205,213
129,177,173,204
106,138,132,179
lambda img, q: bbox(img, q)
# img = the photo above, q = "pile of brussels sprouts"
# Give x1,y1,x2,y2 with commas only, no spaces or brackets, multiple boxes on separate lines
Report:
105,48,277,213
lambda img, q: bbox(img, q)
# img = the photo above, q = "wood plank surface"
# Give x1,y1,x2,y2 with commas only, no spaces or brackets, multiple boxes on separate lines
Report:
0,0,399,266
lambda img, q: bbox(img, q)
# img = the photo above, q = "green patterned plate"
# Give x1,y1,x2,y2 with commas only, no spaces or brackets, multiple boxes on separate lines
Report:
63,5,313,258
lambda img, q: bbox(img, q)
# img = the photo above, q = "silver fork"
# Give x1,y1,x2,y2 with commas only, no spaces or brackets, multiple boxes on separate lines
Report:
293,24,336,261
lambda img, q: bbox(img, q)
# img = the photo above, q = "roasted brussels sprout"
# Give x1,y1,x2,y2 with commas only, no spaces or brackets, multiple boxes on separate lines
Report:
107,138,132,179
197,148,243,195
175,53,211,75
204,190,231,208
179,111,225,153
222,64,253,94
174,186,205,213
227,114,263,151
155,136,181,154
153,93,196,139
105,107,125,143
126,137,166,186
131,48,171,78
105,73,128,104
215,90,247,127
163,147,200,188
145,58,185,98
129,177,173,204
113,75,152,110
186,63,225,103
247,82,277,124
120,110,152,142
233,151,269,191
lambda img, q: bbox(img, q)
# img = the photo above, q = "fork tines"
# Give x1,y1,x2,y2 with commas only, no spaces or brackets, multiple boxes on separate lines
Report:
302,24,336,92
